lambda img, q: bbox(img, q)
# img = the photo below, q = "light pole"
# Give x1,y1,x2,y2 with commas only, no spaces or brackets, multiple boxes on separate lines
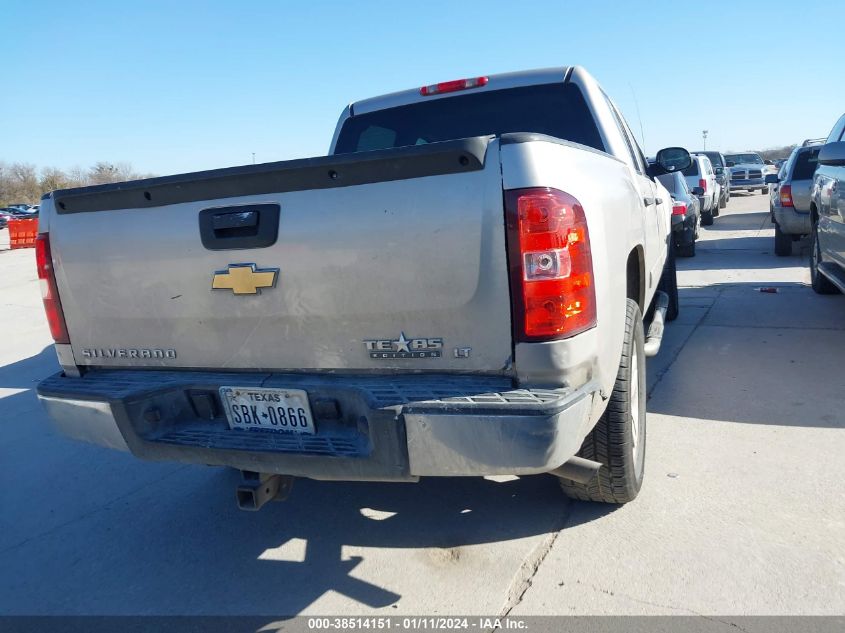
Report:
702,130,708,150
251,153,256,165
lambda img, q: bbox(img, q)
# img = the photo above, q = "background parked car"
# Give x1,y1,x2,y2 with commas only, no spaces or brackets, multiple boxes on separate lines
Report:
766,145,820,256
2,206,39,218
682,154,719,225
657,170,702,257
725,152,769,194
810,112,845,294
694,150,730,209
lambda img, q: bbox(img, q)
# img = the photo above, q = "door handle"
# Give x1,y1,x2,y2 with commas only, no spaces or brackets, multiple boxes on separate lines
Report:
643,197,655,206
655,197,663,205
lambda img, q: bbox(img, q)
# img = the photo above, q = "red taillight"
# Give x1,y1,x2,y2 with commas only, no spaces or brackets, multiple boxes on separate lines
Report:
780,184,793,207
699,178,707,192
672,201,688,216
505,188,596,342
35,234,69,344
420,76,488,96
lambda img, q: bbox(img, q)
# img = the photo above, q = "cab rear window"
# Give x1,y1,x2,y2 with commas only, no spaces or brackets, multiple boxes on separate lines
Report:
335,83,604,154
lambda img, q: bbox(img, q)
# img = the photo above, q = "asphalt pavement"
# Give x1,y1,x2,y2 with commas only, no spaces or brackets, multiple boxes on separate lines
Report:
0,193,843,616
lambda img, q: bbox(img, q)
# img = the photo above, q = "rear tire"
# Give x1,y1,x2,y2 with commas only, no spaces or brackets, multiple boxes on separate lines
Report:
677,237,695,257
762,186,769,195
701,211,714,226
774,224,792,256
658,240,679,321
719,194,727,209
810,221,840,294
559,299,646,504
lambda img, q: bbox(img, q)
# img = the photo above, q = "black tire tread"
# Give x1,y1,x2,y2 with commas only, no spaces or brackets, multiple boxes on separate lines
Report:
660,242,679,321
678,239,695,258
774,224,792,257
560,299,645,504
811,223,841,295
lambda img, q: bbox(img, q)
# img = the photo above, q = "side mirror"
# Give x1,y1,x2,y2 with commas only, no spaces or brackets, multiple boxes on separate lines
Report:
764,174,779,184
818,141,845,166
764,159,774,165
654,147,692,173
692,186,705,196
715,167,724,175
726,161,735,167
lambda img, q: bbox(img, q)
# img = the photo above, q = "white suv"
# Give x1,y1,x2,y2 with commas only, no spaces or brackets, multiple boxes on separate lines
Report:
683,154,720,225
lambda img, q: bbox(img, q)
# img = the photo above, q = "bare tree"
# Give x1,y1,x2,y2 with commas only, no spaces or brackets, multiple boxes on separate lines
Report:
40,167,72,193
0,161,40,206
0,161,156,205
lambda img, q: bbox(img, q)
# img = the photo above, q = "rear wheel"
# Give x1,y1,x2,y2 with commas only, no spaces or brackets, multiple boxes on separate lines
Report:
678,238,696,258
658,241,679,321
701,210,714,226
559,299,646,504
810,221,840,294
719,192,727,209
762,186,769,195
774,224,792,256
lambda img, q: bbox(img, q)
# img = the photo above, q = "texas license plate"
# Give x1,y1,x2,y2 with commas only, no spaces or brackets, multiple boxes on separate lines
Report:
219,386,315,434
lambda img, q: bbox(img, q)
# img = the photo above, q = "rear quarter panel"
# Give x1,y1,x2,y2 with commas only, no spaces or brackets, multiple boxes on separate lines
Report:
501,139,638,408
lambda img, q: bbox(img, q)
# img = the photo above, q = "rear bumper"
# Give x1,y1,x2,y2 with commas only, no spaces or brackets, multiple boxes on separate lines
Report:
773,206,811,235
37,370,596,481
672,214,696,245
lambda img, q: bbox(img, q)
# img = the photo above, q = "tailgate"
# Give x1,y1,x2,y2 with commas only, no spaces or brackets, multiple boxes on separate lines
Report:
789,178,814,213
49,138,514,373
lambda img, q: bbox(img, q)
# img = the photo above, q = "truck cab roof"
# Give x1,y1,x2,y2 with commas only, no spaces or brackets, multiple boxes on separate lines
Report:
350,67,573,116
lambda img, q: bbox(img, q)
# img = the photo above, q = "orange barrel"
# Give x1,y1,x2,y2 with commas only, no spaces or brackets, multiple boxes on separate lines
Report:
8,218,39,249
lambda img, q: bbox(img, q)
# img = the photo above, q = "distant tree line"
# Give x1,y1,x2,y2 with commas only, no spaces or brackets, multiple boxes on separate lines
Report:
722,145,798,161
0,161,154,207
756,145,798,161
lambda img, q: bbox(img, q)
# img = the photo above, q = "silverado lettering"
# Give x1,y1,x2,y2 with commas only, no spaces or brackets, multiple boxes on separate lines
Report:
81,348,177,359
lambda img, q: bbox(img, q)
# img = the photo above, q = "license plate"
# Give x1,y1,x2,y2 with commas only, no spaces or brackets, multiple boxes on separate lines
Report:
219,386,315,434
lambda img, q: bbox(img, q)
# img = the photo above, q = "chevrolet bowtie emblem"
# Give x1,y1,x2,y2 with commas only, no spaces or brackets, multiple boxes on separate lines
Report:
212,264,278,295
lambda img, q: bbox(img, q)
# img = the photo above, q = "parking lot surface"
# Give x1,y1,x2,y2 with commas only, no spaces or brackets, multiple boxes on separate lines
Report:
1,194,843,616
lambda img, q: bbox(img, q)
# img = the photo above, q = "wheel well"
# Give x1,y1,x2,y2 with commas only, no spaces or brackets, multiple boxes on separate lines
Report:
626,247,644,311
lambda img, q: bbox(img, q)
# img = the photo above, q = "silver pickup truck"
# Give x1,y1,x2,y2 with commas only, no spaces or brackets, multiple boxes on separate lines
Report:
35,66,689,509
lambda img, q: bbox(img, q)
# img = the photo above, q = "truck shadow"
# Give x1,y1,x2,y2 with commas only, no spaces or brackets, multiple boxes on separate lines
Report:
0,345,58,390
1,460,606,615
698,210,772,231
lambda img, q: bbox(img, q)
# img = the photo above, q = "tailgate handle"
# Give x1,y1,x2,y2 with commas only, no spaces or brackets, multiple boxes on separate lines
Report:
212,210,258,231
198,204,280,251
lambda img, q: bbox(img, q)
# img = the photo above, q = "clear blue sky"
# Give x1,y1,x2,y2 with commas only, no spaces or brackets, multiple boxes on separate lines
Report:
3,0,843,176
